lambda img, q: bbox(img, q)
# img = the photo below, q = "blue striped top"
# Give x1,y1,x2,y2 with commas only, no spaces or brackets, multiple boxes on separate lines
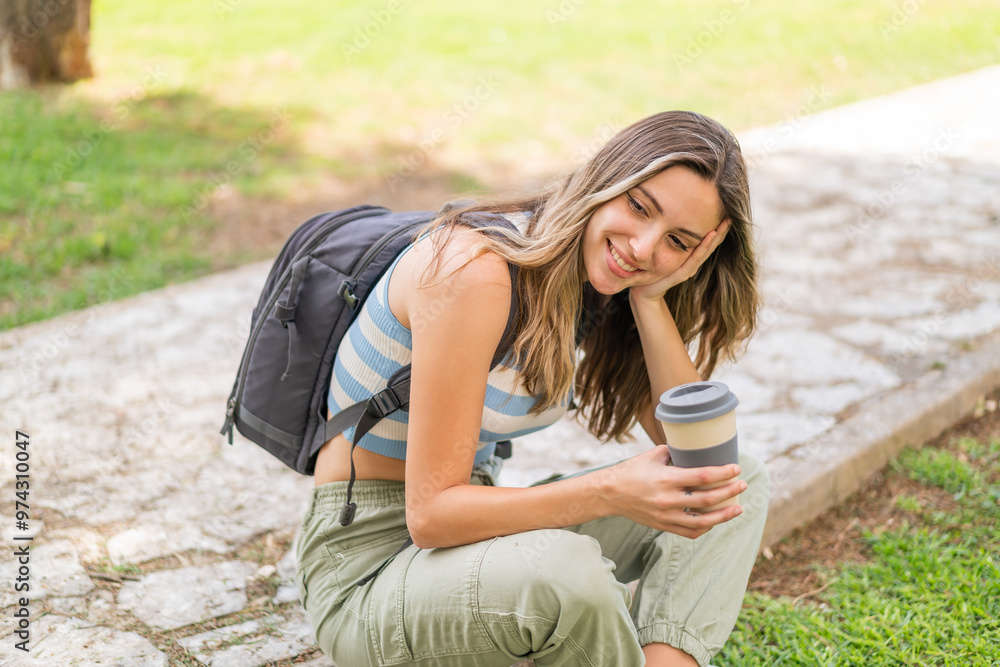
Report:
328,231,570,463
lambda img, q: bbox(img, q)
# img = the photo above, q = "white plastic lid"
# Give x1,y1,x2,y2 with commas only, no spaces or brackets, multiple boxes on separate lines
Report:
655,381,739,424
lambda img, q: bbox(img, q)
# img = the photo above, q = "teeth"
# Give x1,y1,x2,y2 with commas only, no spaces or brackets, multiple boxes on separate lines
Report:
609,242,638,272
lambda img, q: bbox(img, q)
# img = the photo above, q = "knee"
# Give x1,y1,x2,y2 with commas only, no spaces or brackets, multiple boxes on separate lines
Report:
485,530,628,615
479,531,638,661
538,532,625,608
737,451,770,521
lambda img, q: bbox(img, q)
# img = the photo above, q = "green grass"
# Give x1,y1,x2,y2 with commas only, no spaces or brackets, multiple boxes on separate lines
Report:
3,0,1000,329
719,436,1000,665
0,88,305,328
89,0,1000,158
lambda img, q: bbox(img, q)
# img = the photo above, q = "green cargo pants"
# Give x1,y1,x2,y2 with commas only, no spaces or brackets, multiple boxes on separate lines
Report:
295,452,769,666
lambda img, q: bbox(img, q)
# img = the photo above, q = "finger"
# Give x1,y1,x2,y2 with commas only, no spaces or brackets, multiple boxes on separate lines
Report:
679,500,744,526
712,218,731,245
650,444,671,462
670,246,712,284
675,224,726,278
682,481,747,510
699,222,729,257
690,232,718,261
670,510,713,533
690,503,745,524
671,463,742,487
665,507,729,537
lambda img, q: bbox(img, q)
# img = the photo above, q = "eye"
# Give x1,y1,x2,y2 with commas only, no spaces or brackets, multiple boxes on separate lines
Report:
669,234,690,252
626,192,646,216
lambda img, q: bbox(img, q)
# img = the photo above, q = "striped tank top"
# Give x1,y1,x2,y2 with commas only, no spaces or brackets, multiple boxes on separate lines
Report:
327,230,571,463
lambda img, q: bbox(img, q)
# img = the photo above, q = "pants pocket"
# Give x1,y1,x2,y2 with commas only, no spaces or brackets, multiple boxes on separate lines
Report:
301,529,412,666
368,539,498,665
332,528,412,614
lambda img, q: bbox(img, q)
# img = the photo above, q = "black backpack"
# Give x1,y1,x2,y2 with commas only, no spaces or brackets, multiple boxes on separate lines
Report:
220,204,518,524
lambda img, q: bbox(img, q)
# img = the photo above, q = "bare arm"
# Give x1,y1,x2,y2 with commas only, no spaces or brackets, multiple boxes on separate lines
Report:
629,220,730,444
632,295,702,444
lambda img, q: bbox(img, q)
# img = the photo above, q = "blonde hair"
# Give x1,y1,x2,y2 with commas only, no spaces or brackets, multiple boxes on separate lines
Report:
421,111,759,441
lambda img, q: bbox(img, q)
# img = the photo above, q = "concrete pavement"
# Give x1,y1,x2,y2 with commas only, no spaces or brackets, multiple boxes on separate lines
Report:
2,64,999,665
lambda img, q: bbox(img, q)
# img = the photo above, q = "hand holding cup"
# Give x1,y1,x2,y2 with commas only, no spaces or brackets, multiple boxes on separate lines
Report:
655,381,741,511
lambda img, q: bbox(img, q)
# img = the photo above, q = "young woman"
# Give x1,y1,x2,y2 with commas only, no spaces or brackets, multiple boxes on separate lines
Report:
297,110,769,667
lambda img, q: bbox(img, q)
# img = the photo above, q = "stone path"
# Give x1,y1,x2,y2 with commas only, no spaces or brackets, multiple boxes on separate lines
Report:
2,65,999,665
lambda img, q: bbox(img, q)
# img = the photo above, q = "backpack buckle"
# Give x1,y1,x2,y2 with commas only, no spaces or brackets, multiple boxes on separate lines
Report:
368,386,401,418
338,280,359,310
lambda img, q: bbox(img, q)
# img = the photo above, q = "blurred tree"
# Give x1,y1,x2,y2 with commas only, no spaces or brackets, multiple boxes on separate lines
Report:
0,0,92,88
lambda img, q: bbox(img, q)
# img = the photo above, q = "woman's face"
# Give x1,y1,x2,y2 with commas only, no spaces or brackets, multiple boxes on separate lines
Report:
582,166,725,295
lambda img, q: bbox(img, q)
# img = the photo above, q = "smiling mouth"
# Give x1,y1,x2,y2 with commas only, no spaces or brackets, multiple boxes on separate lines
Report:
608,240,639,273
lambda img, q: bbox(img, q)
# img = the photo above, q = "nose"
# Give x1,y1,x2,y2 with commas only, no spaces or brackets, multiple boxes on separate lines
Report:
629,227,660,263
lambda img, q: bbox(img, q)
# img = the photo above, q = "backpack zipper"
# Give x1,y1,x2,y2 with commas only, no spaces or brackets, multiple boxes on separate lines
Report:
351,217,430,275
339,218,431,310
221,206,390,443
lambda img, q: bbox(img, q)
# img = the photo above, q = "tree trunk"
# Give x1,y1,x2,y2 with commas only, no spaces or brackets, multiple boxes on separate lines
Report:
0,0,93,89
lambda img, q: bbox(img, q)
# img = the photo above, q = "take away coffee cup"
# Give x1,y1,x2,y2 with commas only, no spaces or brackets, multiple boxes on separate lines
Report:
655,381,740,510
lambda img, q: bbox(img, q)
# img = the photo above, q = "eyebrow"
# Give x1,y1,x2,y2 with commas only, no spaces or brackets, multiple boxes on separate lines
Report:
635,185,705,243
636,185,663,214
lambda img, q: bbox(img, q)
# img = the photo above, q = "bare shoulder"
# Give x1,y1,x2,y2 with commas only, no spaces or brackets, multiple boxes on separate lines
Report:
425,225,511,287
389,226,511,331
